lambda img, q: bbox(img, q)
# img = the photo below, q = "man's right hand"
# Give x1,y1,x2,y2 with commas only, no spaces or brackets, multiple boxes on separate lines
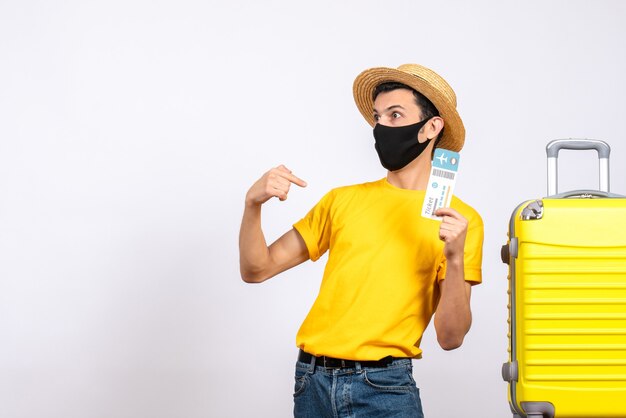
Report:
245,165,307,206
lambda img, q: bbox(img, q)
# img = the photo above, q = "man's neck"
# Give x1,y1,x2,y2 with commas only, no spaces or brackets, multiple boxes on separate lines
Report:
386,153,432,191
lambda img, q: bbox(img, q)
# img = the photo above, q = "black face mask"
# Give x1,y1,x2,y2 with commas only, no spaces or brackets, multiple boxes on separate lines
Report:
373,118,433,171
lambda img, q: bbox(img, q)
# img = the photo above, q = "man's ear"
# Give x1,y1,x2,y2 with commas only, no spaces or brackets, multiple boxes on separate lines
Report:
428,116,444,139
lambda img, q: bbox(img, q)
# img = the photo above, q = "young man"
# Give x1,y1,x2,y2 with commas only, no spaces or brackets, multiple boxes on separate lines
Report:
239,64,484,417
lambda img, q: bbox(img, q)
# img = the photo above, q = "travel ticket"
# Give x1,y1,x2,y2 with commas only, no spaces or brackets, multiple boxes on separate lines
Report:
421,148,460,220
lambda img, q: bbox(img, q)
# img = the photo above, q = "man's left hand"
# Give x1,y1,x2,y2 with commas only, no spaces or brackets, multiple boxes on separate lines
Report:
434,207,468,261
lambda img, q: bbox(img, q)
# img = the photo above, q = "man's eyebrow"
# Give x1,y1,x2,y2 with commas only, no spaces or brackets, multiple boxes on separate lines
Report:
373,104,406,113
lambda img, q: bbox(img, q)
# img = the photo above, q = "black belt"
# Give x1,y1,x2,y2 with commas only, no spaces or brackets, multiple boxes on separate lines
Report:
298,349,396,369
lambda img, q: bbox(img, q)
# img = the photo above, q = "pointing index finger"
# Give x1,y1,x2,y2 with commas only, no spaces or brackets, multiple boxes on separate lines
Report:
287,172,307,188
276,165,307,187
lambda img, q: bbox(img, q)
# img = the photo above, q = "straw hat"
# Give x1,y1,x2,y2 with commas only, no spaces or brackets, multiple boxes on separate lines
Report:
353,64,465,152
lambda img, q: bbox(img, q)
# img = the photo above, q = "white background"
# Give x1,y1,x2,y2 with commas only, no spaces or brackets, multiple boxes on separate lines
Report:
1,1,626,417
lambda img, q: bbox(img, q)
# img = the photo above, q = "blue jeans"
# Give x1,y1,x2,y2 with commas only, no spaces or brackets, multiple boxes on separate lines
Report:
293,357,424,418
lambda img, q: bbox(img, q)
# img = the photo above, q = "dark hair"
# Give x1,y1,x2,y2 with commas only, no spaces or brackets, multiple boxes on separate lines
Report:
372,82,444,148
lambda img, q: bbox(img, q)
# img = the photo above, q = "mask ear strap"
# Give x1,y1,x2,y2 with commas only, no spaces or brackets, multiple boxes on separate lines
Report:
432,128,444,149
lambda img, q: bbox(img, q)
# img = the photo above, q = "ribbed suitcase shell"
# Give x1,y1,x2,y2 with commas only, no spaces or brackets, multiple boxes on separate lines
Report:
505,197,626,417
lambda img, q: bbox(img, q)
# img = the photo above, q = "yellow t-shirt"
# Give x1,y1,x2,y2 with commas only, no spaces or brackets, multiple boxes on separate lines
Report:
293,178,483,361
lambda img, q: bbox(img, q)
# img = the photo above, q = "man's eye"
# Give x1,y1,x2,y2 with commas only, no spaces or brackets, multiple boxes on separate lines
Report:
373,114,380,121
392,112,401,119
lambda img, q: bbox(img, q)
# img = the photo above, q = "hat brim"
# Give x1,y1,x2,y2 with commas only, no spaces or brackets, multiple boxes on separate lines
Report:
353,67,465,152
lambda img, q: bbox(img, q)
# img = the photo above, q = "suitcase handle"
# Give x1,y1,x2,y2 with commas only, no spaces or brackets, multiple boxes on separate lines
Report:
546,139,610,196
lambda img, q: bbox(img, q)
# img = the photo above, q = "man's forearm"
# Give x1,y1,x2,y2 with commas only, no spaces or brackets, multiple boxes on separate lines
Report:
239,203,271,283
434,258,472,350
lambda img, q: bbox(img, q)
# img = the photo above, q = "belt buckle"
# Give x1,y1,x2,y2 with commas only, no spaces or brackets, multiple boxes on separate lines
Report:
321,356,345,369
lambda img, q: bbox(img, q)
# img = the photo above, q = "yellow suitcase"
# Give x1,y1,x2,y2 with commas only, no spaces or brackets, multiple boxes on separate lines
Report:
502,139,626,418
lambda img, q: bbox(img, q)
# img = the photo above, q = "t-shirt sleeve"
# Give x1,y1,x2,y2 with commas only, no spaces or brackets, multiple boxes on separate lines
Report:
293,190,334,262
437,208,484,285
463,213,484,284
